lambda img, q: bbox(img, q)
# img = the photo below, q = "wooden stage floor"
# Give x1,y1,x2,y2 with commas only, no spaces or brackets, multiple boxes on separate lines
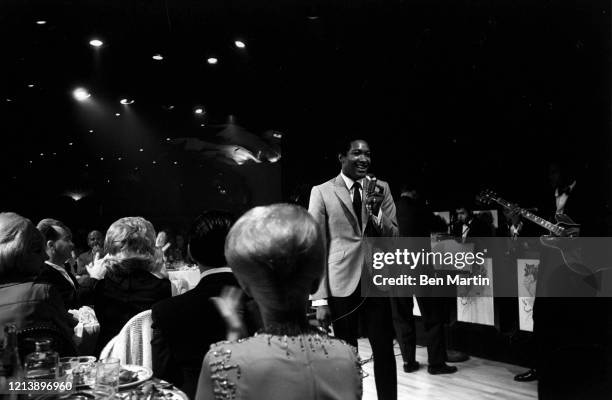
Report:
358,339,537,400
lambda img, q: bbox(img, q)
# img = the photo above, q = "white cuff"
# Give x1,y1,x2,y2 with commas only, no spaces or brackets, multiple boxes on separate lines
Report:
312,299,328,307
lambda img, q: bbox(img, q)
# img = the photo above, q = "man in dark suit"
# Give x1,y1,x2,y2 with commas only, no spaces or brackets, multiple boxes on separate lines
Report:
35,218,80,310
452,204,495,240
152,211,252,400
534,160,609,399
391,182,458,374
309,138,399,400
75,230,103,279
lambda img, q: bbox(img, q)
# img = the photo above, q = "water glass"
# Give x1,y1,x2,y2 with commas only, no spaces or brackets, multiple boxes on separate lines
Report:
94,358,120,398
71,356,97,387
58,357,79,390
59,357,79,375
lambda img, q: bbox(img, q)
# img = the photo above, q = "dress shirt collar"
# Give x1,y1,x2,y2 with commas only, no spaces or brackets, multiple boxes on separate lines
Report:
44,260,76,288
340,171,364,191
200,266,232,280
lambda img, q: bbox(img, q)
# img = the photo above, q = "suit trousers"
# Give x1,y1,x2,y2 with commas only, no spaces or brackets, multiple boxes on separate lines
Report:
328,286,397,400
390,295,446,367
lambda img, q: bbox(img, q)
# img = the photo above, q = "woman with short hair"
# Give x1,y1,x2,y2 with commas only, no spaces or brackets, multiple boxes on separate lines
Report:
195,204,363,400
91,216,171,350
0,212,76,354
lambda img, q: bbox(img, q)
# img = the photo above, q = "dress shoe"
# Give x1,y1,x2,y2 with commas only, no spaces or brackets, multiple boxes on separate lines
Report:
403,361,420,373
514,369,537,382
446,350,469,363
428,363,458,375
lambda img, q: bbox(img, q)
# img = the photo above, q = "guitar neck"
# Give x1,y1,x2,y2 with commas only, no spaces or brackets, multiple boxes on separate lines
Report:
492,198,565,236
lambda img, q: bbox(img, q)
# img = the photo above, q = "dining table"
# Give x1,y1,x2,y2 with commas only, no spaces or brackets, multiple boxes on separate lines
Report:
34,377,188,400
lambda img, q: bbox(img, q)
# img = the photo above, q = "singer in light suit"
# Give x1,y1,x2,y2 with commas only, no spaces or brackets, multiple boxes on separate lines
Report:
309,139,399,400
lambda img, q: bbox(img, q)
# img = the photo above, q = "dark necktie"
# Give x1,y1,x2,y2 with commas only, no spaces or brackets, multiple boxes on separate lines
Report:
353,181,362,229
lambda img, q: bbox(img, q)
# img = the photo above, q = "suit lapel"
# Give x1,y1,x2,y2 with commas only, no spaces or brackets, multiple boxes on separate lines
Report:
333,175,361,235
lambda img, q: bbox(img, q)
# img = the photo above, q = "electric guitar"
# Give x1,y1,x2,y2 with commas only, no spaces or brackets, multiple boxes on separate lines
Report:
476,190,590,275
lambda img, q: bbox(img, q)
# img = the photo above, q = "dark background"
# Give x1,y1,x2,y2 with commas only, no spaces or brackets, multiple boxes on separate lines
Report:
1,0,610,240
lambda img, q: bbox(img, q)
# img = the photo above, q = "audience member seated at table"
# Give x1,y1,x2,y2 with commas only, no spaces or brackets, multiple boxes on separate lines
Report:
152,211,244,399
35,218,81,309
195,204,363,400
155,230,183,265
88,217,171,351
76,230,104,279
0,212,77,355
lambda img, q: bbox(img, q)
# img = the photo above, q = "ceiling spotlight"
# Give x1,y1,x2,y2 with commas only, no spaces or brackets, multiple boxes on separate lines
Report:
194,108,204,114
89,129,94,133
115,113,121,116
27,84,35,88
36,20,47,25
234,40,246,49
120,98,134,105
68,142,73,146
152,161,157,165
40,153,44,156
100,157,104,161
117,157,122,161
139,148,144,152
152,54,163,61
165,138,170,141
89,39,103,47
67,192,85,201
72,87,91,101
207,57,218,65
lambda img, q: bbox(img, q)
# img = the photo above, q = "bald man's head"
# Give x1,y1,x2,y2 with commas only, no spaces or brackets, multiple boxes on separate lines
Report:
87,230,103,250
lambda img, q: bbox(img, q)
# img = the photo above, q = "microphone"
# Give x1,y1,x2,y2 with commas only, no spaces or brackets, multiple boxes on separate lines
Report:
364,174,377,198
364,174,378,215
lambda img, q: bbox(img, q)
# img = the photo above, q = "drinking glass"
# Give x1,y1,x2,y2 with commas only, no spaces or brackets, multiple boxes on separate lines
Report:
94,358,120,398
58,357,79,390
71,356,97,387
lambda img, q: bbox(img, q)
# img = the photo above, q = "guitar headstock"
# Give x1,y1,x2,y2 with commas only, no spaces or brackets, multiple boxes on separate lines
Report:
476,189,498,206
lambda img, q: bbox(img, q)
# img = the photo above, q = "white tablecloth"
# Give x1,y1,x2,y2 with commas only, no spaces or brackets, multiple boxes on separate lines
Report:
168,268,201,291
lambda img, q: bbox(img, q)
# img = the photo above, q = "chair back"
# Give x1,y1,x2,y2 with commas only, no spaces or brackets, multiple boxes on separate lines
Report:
98,310,153,368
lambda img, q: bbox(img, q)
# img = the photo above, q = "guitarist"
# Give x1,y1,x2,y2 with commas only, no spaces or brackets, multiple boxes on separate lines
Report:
534,160,608,400
499,207,542,383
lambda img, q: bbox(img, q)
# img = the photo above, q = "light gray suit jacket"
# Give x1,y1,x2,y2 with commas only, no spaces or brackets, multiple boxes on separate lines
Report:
308,174,398,299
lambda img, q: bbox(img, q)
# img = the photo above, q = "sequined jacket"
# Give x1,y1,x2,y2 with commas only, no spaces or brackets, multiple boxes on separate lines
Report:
195,333,363,400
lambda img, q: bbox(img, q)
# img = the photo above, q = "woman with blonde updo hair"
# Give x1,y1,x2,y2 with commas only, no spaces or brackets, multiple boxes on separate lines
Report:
195,204,362,400
90,217,171,350
0,212,76,353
